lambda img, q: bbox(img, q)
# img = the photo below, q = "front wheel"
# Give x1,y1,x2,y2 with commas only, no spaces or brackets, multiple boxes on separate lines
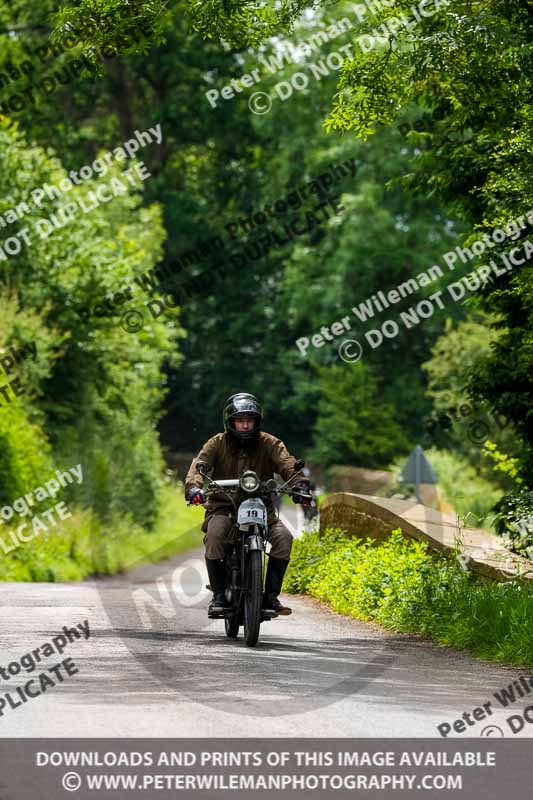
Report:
244,549,263,647
225,612,239,638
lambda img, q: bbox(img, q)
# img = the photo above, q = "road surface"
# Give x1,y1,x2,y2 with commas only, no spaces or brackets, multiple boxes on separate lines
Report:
0,533,530,739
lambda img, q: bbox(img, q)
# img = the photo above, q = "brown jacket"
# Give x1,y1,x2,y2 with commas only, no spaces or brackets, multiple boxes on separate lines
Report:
185,431,299,528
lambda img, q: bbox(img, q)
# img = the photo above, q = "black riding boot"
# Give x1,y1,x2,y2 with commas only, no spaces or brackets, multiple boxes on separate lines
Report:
205,558,227,617
263,557,292,616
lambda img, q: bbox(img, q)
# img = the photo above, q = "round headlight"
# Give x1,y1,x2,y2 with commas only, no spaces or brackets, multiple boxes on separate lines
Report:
240,471,260,492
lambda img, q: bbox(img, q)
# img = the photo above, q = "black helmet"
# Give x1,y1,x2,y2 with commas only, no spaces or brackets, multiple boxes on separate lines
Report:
223,393,263,441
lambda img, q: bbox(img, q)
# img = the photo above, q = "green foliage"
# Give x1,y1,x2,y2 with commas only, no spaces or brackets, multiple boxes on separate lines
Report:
482,440,523,486
310,362,409,468
0,399,55,504
162,1,462,453
423,316,502,413
322,0,533,480
1,0,462,469
0,116,185,527
421,316,522,473
0,292,63,397
0,0,529,568
52,0,170,62
185,0,312,47
0,483,202,581
473,322,533,482
283,524,347,594
0,292,59,502
493,489,533,557
286,526,533,666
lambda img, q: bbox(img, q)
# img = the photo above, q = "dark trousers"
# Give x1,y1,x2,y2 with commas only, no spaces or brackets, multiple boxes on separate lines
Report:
204,513,293,560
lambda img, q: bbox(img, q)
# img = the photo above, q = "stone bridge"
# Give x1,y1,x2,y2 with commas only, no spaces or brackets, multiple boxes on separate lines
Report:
319,492,533,582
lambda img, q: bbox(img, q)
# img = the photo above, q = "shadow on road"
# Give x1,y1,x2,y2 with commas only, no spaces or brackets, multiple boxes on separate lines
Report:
47,621,521,721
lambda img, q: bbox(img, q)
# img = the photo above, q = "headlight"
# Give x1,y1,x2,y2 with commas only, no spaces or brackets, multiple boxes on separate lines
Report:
240,471,260,493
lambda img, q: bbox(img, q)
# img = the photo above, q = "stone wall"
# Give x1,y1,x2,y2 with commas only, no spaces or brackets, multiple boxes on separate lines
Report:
319,492,533,582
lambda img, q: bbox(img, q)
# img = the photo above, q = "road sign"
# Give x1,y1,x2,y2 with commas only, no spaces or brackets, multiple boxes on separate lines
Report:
399,445,437,502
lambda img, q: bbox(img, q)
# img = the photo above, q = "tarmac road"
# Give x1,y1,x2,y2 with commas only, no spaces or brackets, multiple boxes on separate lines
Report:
0,532,530,739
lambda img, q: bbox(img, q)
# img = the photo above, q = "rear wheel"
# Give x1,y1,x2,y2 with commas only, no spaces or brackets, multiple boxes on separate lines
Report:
244,549,263,647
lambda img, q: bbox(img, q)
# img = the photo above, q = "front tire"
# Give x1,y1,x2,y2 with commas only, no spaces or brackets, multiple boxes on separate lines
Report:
244,549,263,647
225,612,239,638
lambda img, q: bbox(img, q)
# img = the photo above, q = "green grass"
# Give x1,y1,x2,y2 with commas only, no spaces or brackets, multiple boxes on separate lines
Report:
0,484,203,582
285,527,533,667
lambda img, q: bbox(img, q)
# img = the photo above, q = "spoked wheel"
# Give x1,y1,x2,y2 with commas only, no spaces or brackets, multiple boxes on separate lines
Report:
244,549,263,647
224,610,240,638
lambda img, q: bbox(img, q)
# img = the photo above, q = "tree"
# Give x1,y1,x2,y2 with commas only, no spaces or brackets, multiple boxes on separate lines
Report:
169,2,465,452
180,0,533,482
323,0,533,481
0,118,184,524
310,361,409,467
421,315,521,481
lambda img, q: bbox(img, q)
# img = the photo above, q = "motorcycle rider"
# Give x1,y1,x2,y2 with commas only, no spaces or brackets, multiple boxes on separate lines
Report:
185,392,310,617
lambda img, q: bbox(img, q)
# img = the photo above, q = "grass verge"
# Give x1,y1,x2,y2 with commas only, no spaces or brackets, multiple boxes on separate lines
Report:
0,484,203,582
285,527,533,667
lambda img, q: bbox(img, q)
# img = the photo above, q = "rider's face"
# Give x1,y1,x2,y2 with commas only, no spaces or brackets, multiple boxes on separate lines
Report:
234,416,255,432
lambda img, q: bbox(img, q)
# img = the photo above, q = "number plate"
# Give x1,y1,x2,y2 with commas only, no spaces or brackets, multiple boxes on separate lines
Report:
237,498,267,527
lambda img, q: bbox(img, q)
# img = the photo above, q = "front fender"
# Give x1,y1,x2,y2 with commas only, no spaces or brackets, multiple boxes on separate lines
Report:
246,534,265,551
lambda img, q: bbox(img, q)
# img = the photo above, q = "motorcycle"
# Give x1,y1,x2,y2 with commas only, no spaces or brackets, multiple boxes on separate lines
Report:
193,459,311,647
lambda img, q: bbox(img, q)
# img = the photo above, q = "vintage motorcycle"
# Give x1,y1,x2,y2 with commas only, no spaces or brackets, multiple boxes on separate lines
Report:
194,459,311,647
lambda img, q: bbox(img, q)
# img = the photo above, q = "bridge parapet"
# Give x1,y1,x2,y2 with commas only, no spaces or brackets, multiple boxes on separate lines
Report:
319,492,533,582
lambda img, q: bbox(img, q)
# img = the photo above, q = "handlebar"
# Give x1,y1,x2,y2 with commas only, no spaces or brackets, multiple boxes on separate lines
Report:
202,481,309,498
186,468,312,506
